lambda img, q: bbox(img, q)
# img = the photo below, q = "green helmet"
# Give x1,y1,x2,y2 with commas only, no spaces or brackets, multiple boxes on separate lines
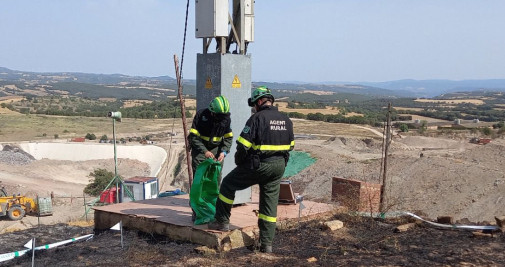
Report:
249,86,274,106
209,95,230,114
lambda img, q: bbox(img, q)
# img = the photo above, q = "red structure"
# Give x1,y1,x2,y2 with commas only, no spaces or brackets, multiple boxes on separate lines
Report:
100,187,119,204
71,137,85,142
331,177,381,213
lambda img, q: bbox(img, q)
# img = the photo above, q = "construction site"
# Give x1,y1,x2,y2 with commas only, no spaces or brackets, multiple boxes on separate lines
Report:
0,1,504,266
0,118,504,265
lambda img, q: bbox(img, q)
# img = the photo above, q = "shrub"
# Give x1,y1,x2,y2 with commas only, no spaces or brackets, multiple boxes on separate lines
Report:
399,124,409,132
481,127,492,136
83,169,118,196
85,133,97,140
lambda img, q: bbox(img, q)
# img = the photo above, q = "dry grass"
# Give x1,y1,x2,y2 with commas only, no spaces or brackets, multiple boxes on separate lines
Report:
0,96,24,114
399,114,452,123
0,96,24,103
67,219,94,227
394,107,425,111
414,98,485,105
98,97,116,102
277,102,342,115
299,90,334,95
185,99,196,108
0,114,184,142
293,119,378,138
123,100,153,108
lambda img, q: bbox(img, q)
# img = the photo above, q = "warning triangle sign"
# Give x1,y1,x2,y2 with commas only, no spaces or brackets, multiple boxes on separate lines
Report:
232,75,241,88
205,77,212,89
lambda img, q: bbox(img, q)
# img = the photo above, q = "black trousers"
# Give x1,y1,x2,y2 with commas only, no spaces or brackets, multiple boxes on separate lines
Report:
214,158,285,246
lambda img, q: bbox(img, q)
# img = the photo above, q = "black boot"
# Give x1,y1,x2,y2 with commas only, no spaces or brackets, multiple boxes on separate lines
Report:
260,245,272,253
208,221,230,231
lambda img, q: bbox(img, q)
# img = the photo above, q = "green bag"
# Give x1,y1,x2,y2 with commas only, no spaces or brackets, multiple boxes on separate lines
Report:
190,158,221,225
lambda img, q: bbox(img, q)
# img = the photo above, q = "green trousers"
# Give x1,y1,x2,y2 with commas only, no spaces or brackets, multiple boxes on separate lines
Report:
214,158,285,246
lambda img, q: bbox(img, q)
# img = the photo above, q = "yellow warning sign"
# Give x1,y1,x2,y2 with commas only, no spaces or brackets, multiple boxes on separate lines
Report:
205,77,213,89
232,75,241,88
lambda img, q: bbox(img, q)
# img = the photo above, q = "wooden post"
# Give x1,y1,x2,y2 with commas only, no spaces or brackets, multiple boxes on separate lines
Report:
83,193,88,221
379,103,392,213
173,55,193,190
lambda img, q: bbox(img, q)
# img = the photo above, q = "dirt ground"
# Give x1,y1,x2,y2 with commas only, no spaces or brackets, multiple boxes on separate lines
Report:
0,119,504,266
1,214,504,266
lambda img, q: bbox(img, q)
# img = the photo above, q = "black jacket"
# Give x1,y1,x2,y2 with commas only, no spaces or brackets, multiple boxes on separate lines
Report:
189,108,233,155
235,105,294,166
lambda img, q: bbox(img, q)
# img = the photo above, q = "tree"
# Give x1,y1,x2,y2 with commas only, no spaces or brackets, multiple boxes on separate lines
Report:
481,126,492,136
83,169,118,196
417,120,428,134
100,135,108,141
399,124,409,132
85,133,97,140
493,121,504,129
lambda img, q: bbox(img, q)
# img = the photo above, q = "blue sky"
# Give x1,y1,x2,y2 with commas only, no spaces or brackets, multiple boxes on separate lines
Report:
1,0,505,83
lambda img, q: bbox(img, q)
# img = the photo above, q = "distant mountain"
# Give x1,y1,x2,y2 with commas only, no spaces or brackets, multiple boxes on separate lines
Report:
253,81,410,98
0,67,197,100
3,67,505,99
354,79,505,98
0,67,176,85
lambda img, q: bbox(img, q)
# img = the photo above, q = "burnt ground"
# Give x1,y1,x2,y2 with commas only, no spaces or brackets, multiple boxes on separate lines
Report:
1,214,504,267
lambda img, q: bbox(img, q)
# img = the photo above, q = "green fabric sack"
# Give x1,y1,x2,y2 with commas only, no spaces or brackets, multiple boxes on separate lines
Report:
190,158,221,225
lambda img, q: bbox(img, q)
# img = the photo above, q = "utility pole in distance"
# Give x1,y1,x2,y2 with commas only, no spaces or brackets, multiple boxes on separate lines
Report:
380,103,392,214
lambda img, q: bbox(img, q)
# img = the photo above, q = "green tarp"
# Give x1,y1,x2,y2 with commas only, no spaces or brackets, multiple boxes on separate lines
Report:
283,151,317,178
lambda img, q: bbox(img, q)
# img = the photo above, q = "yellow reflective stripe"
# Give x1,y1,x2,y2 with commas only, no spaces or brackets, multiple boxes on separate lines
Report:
258,213,276,223
237,136,252,148
219,194,234,205
190,128,199,135
191,128,225,142
253,144,292,151
216,97,224,112
290,140,295,147
223,132,233,138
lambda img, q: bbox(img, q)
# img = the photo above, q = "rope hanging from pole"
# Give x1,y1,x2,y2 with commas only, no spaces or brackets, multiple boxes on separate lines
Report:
173,0,193,190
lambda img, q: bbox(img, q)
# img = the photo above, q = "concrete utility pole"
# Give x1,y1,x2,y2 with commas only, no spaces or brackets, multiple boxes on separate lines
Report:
380,103,392,213
195,0,255,204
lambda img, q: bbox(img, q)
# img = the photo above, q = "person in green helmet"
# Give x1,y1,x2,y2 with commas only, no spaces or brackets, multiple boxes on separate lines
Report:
208,86,294,254
189,95,233,174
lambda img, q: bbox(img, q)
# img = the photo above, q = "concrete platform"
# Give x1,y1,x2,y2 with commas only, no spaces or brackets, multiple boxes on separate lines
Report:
93,194,336,250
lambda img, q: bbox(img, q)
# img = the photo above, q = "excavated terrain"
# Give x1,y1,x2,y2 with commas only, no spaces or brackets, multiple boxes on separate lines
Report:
0,122,504,266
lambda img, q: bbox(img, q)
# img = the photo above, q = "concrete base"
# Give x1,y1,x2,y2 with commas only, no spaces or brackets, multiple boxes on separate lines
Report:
93,194,337,250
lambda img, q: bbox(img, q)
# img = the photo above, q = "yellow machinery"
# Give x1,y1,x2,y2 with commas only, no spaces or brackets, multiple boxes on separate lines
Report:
0,188,38,221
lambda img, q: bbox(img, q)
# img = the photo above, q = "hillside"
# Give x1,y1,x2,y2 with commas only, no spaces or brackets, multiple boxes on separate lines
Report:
358,79,505,98
0,117,504,266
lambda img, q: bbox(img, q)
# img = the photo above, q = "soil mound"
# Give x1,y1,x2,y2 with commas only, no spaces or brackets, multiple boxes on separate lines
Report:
0,144,35,165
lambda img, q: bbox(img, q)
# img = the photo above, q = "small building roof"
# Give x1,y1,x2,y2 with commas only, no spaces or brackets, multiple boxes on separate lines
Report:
125,176,158,184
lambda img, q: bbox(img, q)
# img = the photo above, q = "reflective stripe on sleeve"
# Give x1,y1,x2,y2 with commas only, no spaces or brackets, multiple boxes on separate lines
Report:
190,128,199,135
237,136,253,148
218,194,234,205
258,213,276,223
191,128,224,142
223,132,233,138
